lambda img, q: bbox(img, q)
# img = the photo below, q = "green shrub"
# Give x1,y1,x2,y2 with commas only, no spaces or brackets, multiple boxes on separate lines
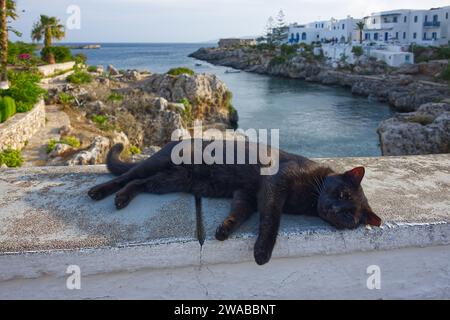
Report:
60,136,81,148
46,139,58,153
66,70,93,84
179,98,194,125
2,71,46,113
0,148,23,168
0,96,17,123
437,47,450,60
46,136,81,153
87,65,98,72
91,114,114,131
58,92,75,106
41,46,73,63
269,56,287,66
441,61,450,81
280,44,297,57
74,53,87,65
352,46,363,57
167,67,195,76
107,92,123,102
7,41,40,66
130,145,141,155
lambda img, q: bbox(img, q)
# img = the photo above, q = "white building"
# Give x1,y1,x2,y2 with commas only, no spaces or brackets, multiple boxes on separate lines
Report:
288,16,361,45
363,6,450,46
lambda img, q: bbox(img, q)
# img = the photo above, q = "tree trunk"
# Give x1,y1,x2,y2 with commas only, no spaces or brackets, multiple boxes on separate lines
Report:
359,30,363,44
0,0,9,88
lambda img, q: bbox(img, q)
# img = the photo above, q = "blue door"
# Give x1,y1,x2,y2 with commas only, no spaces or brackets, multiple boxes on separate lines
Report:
384,32,389,41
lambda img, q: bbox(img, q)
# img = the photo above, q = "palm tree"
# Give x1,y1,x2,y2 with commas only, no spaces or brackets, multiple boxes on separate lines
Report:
31,15,65,63
356,21,365,44
0,0,17,89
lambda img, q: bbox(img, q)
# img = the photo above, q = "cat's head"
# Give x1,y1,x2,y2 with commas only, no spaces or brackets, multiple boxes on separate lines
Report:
317,167,381,229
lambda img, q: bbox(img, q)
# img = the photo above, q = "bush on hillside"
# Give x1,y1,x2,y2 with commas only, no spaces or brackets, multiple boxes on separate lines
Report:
167,67,195,76
41,46,73,63
0,96,17,123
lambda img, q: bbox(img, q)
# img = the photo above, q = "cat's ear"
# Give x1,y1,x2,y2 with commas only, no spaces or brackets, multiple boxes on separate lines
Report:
344,167,365,186
364,207,382,227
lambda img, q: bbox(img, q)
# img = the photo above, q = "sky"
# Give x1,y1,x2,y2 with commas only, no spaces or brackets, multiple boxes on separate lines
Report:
9,0,450,43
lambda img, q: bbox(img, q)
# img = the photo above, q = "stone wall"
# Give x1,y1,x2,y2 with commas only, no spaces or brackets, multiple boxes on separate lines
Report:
0,100,46,151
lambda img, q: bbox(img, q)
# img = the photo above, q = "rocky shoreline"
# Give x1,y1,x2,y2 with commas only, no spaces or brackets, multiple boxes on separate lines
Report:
190,46,450,155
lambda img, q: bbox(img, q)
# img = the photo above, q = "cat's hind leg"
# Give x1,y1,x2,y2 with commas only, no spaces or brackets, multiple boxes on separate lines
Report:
215,190,256,241
114,168,190,210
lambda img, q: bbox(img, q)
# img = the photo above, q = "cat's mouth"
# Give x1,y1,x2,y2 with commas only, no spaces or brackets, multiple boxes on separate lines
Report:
319,210,360,230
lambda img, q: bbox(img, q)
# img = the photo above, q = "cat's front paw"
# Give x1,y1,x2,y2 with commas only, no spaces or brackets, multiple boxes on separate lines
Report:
88,185,109,201
115,193,132,210
215,224,231,241
254,240,272,266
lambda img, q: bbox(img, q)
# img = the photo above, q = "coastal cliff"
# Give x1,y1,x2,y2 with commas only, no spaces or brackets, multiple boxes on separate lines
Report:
190,46,450,112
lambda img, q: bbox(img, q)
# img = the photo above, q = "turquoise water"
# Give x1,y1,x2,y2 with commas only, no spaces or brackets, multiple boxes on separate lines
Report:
70,43,394,158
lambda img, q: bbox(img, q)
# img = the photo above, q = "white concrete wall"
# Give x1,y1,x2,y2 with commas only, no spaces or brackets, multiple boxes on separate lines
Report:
38,62,76,77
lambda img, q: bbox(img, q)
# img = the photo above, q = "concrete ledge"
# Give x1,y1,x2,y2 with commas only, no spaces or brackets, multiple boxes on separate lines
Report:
0,154,449,299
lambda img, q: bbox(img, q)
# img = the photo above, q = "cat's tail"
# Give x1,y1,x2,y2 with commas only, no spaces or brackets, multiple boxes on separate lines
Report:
106,143,137,176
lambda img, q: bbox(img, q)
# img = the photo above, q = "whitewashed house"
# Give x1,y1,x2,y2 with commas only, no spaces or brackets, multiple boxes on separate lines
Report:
363,6,450,46
288,16,361,45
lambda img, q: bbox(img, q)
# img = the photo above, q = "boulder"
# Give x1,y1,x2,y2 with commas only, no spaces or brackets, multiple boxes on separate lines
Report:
107,65,120,76
378,103,450,156
49,143,73,158
67,136,110,166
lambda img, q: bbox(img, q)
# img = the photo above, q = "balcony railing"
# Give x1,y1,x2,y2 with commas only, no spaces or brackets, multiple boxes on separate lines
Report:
423,21,440,28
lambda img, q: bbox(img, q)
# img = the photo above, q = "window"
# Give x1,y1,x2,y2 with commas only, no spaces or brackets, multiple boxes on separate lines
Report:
432,32,437,40
393,17,398,23
403,32,406,39
365,33,370,40
321,23,324,28
374,33,378,41
301,32,307,40
404,16,407,23
413,32,417,39
433,15,438,22
342,24,345,29
396,32,399,39
414,16,418,23
405,55,410,62
447,12,449,19
373,18,376,24
425,15,428,22
424,32,427,40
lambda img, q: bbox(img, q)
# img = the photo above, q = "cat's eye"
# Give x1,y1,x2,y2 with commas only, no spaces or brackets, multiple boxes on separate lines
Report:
338,191,351,200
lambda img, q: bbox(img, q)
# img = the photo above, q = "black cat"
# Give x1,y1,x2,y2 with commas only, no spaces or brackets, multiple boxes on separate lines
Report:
88,140,381,265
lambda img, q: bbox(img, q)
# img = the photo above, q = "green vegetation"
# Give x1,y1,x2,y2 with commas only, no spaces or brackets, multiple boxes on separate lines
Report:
74,53,87,65
167,67,195,76
91,114,114,131
66,69,93,84
441,61,450,81
0,148,23,168
0,96,16,123
7,41,40,66
352,46,363,57
87,65,98,72
179,98,194,126
58,92,74,106
408,114,435,126
411,45,450,63
40,46,72,63
130,145,141,155
46,136,81,153
107,92,123,102
0,70,46,112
